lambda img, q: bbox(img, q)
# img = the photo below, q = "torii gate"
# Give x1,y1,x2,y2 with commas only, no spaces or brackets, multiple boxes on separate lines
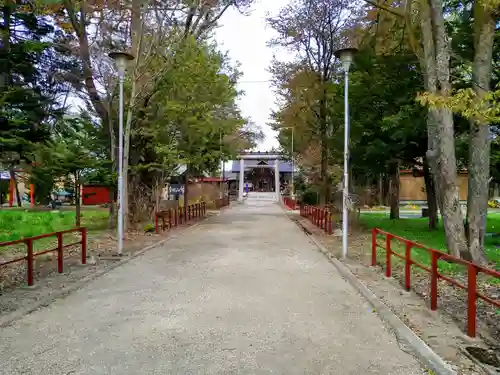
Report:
237,152,282,202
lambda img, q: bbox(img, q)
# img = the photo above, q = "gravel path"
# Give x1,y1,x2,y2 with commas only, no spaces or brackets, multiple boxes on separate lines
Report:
0,201,425,374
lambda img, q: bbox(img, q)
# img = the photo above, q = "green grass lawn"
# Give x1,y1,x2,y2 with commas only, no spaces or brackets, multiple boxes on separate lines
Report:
360,213,500,281
0,209,109,252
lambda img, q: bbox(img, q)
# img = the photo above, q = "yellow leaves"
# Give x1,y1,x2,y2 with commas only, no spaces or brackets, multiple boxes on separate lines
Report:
416,85,500,123
478,0,500,11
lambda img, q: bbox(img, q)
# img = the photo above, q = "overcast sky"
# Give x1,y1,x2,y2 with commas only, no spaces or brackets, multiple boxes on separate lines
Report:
215,0,291,152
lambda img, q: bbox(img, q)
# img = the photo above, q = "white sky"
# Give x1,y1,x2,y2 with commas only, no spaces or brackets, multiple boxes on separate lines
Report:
215,0,291,151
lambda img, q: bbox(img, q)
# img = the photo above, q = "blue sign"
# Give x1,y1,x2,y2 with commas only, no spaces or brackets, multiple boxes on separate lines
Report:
245,183,249,193
168,184,184,200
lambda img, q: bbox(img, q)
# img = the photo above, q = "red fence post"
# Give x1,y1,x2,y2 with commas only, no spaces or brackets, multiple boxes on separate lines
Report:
57,232,64,273
26,239,34,286
430,252,438,310
324,211,328,233
385,234,392,277
328,213,333,234
81,228,87,265
467,264,478,337
155,213,159,233
371,229,377,266
168,209,172,229
404,242,412,291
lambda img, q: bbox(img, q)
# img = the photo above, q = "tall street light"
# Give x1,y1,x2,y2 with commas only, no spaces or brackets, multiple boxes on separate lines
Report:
281,126,295,198
109,51,134,256
335,47,357,259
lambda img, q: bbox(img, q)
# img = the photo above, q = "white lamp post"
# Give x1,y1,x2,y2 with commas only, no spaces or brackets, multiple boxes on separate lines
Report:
109,51,134,256
281,126,295,198
334,47,357,259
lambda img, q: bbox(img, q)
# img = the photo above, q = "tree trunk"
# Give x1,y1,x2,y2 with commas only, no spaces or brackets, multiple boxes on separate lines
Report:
435,107,468,259
378,173,384,205
64,4,115,228
389,162,400,220
419,0,467,258
122,0,145,232
183,170,190,219
75,171,81,227
423,157,438,230
319,94,329,205
108,130,117,229
465,3,495,265
10,170,22,207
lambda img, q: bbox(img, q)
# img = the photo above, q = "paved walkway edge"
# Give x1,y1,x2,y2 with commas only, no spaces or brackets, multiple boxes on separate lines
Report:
0,214,220,329
287,212,456,375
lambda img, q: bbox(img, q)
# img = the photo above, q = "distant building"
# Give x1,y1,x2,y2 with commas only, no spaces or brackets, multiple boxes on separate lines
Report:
229,151,295,193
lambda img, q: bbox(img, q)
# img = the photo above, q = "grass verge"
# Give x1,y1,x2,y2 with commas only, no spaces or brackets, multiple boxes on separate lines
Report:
0,209,109,253
360,213,500,285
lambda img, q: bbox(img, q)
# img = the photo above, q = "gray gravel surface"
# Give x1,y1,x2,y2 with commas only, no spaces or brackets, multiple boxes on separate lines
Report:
0,200,425,374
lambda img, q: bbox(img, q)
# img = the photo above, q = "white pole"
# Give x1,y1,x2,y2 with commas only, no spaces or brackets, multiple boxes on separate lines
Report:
117,73,124,256
342,69,349,259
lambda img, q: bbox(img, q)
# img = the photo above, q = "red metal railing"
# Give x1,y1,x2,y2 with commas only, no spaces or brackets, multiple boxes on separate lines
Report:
299,204,333,235
0,228,87,287
283,197,296,210
155,202,206,233
372,228,500,338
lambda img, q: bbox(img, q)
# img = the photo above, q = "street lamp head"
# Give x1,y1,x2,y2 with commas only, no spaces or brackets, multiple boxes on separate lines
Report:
109,51,135,76
334,47,358,73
